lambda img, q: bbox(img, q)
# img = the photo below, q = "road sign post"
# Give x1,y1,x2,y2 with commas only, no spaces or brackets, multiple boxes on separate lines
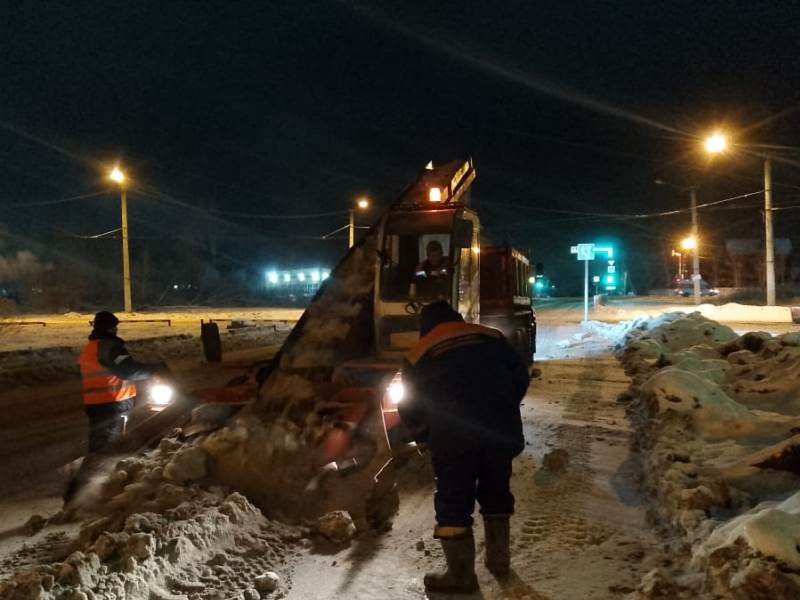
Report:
571,243,596,323
572,243,615,323
584,259,589,322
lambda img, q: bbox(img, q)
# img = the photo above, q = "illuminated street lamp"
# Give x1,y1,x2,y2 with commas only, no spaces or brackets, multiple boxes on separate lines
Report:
109,166,132,312
349,197,370,248
109,167,125,184
681,236,697,251
704,132,728,155
703,130,776,306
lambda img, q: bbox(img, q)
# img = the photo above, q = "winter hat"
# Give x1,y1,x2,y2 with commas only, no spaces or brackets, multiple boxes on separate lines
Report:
419,300,463,337
93,311,120,331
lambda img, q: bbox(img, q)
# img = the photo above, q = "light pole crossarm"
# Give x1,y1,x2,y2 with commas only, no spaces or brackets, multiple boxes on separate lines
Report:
322,223,350,239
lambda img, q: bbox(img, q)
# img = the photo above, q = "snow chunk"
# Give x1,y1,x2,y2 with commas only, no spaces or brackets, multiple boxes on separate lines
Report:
315,510,356,543
254,571,280,593
163,446,208,484
642,369,748,428
696,491,800,570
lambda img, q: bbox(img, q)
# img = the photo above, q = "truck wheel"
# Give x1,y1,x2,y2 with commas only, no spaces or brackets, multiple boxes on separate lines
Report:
201,322,223,363
513,329,530,364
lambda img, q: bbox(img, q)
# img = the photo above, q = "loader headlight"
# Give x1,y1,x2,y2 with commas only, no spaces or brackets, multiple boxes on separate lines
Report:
388,380,405,405
149,384,175,407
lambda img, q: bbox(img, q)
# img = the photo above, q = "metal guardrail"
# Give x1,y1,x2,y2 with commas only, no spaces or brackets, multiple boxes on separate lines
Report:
201,318,295,326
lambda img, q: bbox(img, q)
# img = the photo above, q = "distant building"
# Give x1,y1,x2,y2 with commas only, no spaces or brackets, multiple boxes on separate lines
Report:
263,267,331,305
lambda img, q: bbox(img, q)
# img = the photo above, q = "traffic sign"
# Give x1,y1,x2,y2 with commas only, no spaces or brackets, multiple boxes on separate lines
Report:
576,243,595,261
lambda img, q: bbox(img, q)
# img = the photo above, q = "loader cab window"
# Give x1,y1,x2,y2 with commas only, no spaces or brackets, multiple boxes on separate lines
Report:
380,211,455,302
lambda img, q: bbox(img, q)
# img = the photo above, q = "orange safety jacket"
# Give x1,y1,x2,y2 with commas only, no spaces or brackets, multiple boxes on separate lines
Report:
79,340,137,405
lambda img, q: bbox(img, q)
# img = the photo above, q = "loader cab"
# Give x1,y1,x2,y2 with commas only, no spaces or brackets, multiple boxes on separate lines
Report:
373,159,479,358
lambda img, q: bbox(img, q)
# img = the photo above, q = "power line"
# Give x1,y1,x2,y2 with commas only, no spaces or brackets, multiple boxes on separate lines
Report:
479,190,764,222
209,207,347,219
1,189,110,207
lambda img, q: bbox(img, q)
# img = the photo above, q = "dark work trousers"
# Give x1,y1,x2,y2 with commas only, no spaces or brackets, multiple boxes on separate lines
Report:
84,398,134,454
431,445,515,527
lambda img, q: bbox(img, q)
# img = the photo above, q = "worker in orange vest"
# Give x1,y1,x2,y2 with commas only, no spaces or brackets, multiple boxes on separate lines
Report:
400,301,529,593
78,311,161,454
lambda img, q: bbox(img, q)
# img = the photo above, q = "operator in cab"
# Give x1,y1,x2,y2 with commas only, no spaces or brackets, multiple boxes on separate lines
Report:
414,240,450,298
399,301,529,594
415,240,449,279
78,311,162,454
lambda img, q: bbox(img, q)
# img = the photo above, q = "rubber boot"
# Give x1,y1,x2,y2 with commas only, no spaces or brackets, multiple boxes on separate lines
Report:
424,529,479,594
483,514,511,578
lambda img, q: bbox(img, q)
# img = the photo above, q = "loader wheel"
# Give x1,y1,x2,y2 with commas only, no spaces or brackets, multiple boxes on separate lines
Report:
201,322,222,363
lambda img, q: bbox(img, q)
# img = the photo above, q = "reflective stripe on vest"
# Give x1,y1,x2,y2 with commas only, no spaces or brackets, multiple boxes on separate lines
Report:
405,321,502,366
79,340,137,405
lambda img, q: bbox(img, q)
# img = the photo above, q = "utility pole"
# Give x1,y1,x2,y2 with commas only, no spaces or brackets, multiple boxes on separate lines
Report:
764,158,776,306
121,187,132,312
348,209,355,249
109,167,132,312
690,187,700,305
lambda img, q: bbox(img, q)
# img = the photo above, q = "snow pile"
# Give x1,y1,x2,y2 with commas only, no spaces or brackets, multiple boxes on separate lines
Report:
619,312,800,598
0,438,303,600
191,241,398,529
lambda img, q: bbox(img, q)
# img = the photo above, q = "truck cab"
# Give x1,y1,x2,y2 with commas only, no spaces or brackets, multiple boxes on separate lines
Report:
332,159,534,439
373,159,480,358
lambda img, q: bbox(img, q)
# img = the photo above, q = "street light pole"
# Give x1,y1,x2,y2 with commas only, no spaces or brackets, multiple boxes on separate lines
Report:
690,187,700,305
764,158,776,306
120,187,132,312
110,167,132,312
703,132,778,306
348,197,370,249
348,208,355,249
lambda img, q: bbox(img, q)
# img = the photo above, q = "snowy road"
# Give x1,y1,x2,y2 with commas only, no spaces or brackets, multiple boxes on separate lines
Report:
287,347,665,599
3,299,796,598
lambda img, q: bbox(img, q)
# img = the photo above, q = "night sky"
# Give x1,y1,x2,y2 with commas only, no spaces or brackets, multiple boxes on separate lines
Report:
3,1,800,300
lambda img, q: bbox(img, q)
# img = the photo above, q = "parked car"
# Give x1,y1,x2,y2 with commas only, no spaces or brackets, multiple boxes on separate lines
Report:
673,279,719,297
